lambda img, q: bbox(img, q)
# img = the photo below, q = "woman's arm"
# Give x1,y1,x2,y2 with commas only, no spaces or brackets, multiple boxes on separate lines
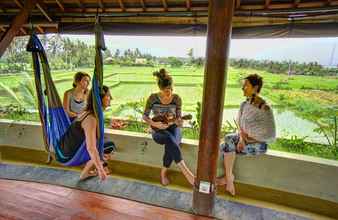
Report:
174,95,183,127
143,95,168,130
63,90,78,118
82,115,107,180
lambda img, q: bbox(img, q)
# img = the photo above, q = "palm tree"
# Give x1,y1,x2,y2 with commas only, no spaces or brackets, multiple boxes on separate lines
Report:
0,72,37,110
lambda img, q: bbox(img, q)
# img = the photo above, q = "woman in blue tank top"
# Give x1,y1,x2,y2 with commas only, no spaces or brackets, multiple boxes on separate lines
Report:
63,72,90,121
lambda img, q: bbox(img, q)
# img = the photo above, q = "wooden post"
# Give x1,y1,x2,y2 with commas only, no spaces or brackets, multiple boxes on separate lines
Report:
0,0,37,58
192,0,235,216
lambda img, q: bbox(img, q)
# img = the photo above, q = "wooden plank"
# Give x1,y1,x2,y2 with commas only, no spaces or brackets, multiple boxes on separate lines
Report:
53,6,208,13
118,0,125,11
20,27,27,34
98,0,104,10
0,180,211,220
55,0,65,11
0,189,73,218
294,0,301,7
61,16,208,24
37,0,53,22
0,0,37,57
36,25,44,33
186,0,191,10
162,0,168,11
298,1,326,8
192,0,235,216
14,0,24,8
236,0,241,9
140,0,146,11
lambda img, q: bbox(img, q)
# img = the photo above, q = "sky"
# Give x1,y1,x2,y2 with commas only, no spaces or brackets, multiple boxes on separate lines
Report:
66,35,338,67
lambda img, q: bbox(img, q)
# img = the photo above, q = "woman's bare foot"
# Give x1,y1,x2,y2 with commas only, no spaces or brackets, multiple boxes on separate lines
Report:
186,175,195,186
225,175,235,196
160,168,170,186
80,169,97,181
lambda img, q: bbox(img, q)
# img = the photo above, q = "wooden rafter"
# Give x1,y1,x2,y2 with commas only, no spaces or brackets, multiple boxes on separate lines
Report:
162,0,168,11
14,0,24,8
186,0,191,10
37,0,53,22
0,0,37,57
76,0,85,12
98,0,104,10
236,0,241,9
55,0,65,12
118,0,125,11
140,0,146,11
294,0,301,7
20,27,27,35
36,25,44,34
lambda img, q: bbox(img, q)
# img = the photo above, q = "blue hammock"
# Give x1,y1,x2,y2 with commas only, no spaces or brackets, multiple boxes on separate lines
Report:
27,24,106,166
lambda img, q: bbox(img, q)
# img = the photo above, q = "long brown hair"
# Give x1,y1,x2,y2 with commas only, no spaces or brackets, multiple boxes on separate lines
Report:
73,72,91,94
153,68,172,90
86,85,110,113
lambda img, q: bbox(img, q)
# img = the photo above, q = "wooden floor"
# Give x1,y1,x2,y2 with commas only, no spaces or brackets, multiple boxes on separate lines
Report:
0,179,212,220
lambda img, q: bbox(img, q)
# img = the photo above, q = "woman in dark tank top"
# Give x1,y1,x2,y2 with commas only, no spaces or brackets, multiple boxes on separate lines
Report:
60,85,112,181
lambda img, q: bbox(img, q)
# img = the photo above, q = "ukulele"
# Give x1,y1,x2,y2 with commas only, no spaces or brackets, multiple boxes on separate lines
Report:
151,113,192,131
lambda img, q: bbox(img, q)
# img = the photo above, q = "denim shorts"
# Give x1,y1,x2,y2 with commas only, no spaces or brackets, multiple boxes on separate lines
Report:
220,133,267,156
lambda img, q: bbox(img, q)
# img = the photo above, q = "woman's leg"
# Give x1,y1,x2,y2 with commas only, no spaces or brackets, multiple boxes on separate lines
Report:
220,134,239,196
80,160,96,180
170,126,194,186
153,130,174,185
224,152,236,196
153,127,195,186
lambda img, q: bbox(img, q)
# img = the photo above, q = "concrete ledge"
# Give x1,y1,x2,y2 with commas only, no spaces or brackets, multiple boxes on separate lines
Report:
1,119,338,218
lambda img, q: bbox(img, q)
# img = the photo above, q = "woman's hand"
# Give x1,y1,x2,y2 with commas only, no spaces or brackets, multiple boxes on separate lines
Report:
175,118,183,127
97,165,107,181
236,137,245,152
152,121,169,130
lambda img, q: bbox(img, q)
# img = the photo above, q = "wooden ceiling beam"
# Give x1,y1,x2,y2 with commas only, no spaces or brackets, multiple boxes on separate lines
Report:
0,0,37,57
162,0,168,11
37,0,53,22
76,0,85,12
52,6,208,13
55,0,65,12
118,0,125,11
36,25,44,33
186,0,191,10
20,27,27,35
236,0,241,9
14,0,24,8
294,0,301,8
98,0,104,10
140,0,146,11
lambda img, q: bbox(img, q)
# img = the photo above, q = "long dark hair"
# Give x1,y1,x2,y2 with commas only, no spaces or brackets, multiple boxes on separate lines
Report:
153,68,172,90
73,72,91,94
86,85,110,113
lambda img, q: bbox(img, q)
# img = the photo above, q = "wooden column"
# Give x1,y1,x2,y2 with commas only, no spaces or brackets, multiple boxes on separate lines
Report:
192,0,235,216
0,0,37,58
